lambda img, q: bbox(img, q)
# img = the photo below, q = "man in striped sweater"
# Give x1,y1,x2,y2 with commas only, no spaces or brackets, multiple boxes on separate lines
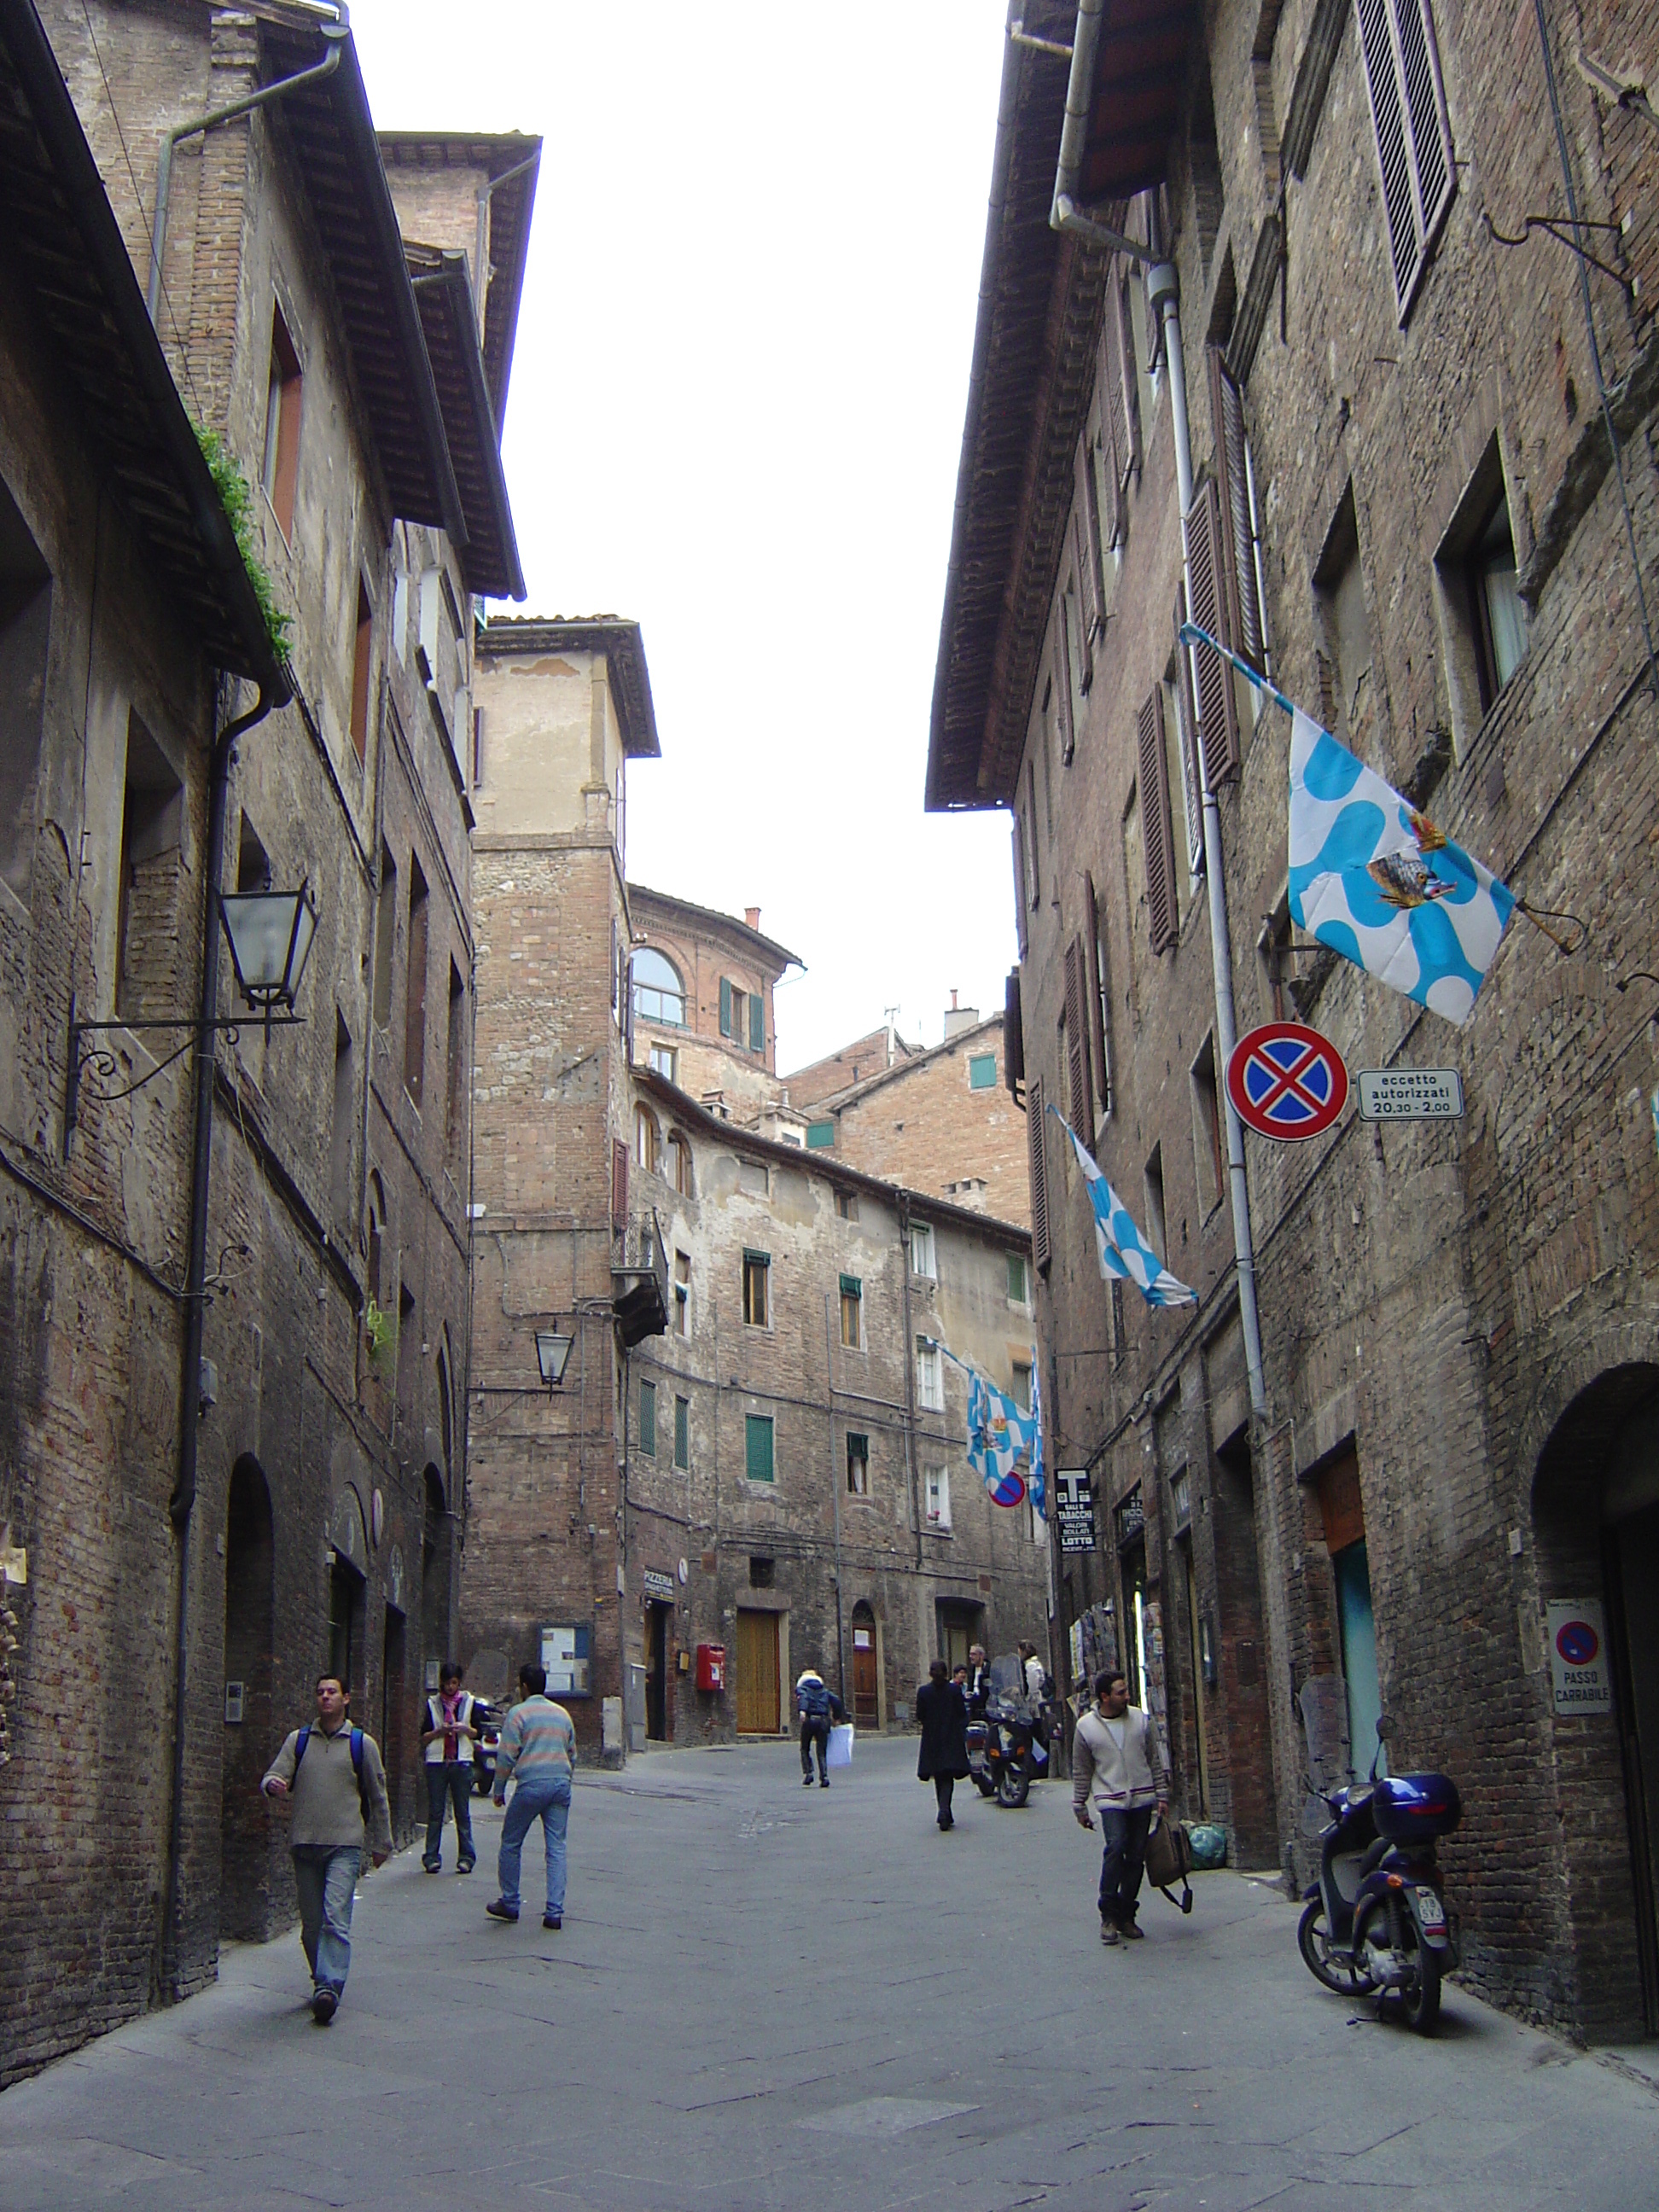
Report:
486,1663,577,1930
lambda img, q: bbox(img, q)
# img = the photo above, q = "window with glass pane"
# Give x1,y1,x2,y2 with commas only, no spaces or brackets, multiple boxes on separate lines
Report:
1011,1361,1033,1412
916,1339,943,1412
649,1043,677,1081
839,1274,862,1348
632,946,684,1026
674,1249,690,1336
910,1223,935,1279
925,1466,952,1529
745,1413,775,1481
1470,498,1529,707
638,1380,656,1457
742,1250,770,1328
846,1432,869,1494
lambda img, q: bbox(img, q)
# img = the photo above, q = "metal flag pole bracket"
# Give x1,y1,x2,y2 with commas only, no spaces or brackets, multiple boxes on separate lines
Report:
1514,899,1588,956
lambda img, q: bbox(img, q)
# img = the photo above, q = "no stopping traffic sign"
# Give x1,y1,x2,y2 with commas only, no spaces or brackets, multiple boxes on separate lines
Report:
1226,1022,1349,1142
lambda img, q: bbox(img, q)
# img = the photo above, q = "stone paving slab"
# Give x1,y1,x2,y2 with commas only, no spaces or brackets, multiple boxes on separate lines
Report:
0,1736,1652,2211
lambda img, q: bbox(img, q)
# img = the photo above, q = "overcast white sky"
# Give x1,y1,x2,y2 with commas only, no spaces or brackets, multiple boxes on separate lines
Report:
352,2,1016,1073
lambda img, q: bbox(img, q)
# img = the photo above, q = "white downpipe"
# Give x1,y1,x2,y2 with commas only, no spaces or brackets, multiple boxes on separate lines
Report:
1150,261,1268,1420
1049,0,1150,262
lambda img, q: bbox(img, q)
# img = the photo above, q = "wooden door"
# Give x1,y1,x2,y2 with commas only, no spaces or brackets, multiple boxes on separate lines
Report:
852,1619,878,1726
735,1610,779,1734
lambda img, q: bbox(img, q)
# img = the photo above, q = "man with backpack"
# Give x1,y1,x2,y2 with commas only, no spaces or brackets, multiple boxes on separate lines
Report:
262,1673,393,2022
1071,1669,1167,1945
794,1666,842,1787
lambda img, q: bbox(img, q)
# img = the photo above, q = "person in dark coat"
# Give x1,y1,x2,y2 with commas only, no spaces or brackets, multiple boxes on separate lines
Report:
915,1659,969,1831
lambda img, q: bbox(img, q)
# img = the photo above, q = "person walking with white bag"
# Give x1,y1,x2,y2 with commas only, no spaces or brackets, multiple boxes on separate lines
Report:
795,1666,843,1787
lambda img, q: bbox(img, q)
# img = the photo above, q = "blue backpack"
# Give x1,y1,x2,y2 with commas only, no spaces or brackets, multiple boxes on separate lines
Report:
294,1724,369,1816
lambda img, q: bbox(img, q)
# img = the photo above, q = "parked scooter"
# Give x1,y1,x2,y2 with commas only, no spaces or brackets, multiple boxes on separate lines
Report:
1297,1716,1461,2033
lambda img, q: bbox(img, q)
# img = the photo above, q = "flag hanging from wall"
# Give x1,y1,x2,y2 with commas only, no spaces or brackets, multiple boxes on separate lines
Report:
1051,1107,1198,1309
940,1344,1033,1507
1179,621,1516,1026
1027,1351,1046,1522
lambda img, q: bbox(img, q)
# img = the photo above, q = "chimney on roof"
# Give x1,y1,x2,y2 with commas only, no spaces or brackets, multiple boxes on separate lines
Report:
943,996,979,1041
745,906,760,931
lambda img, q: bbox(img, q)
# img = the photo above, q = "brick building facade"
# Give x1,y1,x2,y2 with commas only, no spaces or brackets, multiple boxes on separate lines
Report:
929,0,1659,2040
628,883,801,1122
0,2,527,2083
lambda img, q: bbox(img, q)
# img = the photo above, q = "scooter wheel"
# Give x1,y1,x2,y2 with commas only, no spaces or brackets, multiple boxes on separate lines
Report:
973,1773,996,1798
1400,1928,1442,2034
1298,1898,1373,1997
996,1761,1030,1809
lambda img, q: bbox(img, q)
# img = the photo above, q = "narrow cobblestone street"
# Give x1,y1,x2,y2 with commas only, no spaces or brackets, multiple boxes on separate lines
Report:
1,1738,1653,2210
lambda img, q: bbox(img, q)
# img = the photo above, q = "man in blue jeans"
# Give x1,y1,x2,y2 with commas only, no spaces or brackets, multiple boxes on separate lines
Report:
1071,1669,1167,1945
262,1674,393,2021
486,1662,576,1931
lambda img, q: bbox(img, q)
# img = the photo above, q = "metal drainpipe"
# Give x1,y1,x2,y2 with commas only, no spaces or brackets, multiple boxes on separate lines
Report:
1148,260,1268,1420
160,672,279,2000
822,1294,847,1709
898,1200,923,1571
146,26,348,326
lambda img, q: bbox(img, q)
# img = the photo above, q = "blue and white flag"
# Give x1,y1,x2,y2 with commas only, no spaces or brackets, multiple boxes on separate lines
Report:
1027,1352,1046,1522
1179,620,1516,1027
940,1344,1033,1507
1051,1106,1198,1309
1288,708,1514,1027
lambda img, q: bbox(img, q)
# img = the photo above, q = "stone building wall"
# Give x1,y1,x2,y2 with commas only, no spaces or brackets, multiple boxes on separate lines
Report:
932,0,1659,2034
625,1071,1048,1743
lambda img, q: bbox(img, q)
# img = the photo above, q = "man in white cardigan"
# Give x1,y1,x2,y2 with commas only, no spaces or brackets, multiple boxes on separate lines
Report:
1072,1669,1168,1944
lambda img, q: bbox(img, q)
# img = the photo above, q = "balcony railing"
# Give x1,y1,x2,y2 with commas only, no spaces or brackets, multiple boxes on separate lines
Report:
612,1208,668,1346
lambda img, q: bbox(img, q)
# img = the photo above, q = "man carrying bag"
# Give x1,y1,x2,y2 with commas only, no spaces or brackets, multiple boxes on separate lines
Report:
1071,1669,1167,1944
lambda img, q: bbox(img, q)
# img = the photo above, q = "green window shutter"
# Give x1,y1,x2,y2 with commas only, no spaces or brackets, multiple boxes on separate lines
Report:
839,1274,861,1300
745,1413,775,1481
1007,1250,1028,1303
674,1394,689,1470
749,992,765,1052
969,1052,997,1090
806,1120,835,1149
638,1380,656,1457
719,976,732,1036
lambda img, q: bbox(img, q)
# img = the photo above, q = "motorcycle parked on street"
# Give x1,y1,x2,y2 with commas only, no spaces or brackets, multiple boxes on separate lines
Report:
1296,1716,1461,2034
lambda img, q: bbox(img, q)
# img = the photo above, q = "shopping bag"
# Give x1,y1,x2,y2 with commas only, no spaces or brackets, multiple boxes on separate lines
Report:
826,1722,853,1769
1144,1814,1194,1912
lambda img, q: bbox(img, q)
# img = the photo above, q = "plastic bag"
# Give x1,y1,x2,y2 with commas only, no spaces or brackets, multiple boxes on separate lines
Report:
826,1722,853,1769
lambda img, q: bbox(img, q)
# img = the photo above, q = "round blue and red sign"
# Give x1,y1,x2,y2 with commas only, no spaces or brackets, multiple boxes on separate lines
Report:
1226,1022,1349,1143
1555,1619,1600,1668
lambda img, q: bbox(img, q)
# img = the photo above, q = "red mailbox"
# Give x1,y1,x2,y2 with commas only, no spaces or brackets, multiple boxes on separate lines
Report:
695,1642,725,1692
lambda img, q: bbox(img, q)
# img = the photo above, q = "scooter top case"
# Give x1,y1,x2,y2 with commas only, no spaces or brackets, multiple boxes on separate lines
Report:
1371,1772,1462,1842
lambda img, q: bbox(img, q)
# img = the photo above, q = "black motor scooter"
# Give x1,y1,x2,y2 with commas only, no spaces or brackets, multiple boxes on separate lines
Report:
1297,1715,1461,2034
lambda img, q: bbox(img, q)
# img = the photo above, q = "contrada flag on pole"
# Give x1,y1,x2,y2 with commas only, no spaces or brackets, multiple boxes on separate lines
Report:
939,1344,1032,1507
1179,619,1516,1026
1051,1106,1197,1309
1027,1352,1046,1522
1287,709,1515,1026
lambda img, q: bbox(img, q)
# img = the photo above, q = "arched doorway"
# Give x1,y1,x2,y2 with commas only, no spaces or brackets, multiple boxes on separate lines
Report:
221,1456,275,1939
1534,1363,1659,2037
850,1600,879,1727
422,1465,451,1688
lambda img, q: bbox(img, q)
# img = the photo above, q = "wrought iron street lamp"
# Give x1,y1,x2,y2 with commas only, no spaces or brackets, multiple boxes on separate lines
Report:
535,1326,574,1389
64,881,318,1155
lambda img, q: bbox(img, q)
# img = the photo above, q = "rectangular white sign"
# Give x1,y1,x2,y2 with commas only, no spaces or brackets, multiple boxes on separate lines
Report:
1546,1599,1612,1714
1356,1068,1464,1121
1055,1470,1097,1556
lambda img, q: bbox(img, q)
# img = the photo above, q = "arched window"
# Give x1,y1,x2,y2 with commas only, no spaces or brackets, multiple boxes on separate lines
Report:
632,946,685,1027
667,1130,692,1196
635,1103,660,1173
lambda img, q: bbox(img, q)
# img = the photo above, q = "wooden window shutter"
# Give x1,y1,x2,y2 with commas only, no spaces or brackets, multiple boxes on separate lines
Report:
1207,347,1264,672
748,992,764,1053
1116,274,1143,474
1137,687,1179,955
1356,0,1456,321
1011,822,1028,958
1187,477,1241,789
612,1137,628,1230
719,975,732,1036
1064,935,1093,1137
1173,589,1206,877
1075,443,1103,649
1027,1072,1051,1274
1084,871,1110,1113
1054,632,1074,765
1101,288,1130,511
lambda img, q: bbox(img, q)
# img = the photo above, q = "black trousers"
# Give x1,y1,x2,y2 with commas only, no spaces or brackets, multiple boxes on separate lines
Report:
800,1716,830,1779
934,1775,956,1825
